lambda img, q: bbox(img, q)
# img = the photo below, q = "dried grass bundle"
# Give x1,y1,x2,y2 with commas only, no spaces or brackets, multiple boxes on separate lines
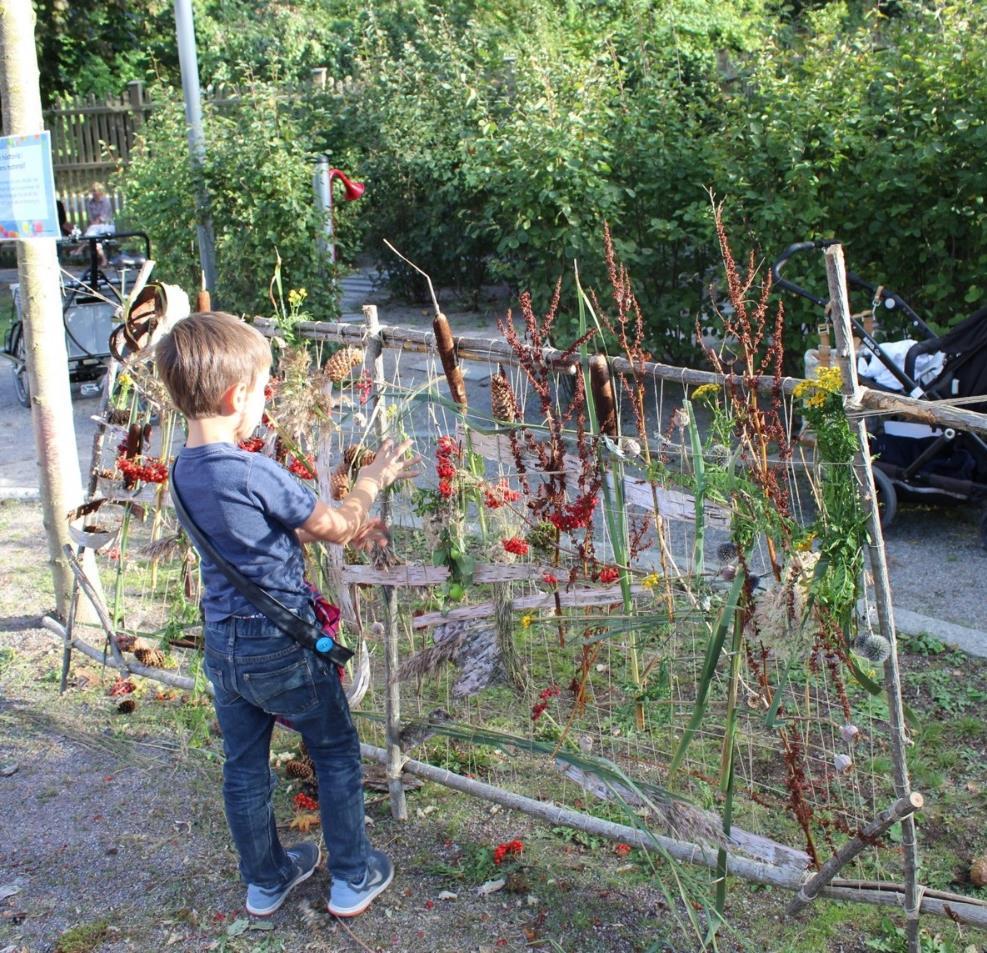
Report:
395,623,470,682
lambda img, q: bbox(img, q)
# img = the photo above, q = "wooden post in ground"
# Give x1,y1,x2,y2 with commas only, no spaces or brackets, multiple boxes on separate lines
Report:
0,0,86,619
787,792,924,916
364,304,407,820
824,244,923,953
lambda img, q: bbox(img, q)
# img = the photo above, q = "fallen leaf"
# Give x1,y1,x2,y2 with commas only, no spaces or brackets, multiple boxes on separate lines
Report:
437,890,458,900
226,918,249,937
289,811,321,833
0,764,18,778
477,878,505,896
0,885,21,902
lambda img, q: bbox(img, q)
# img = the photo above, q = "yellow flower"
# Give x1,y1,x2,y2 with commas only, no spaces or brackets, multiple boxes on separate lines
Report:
287,287,308,309
691,383,720,404
117,373,132,387
641,572,661,590
795,365,843,408
794,533,816,552
519,613,535,629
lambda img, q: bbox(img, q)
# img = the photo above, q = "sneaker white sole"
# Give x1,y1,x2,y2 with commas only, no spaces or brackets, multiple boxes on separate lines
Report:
246,849,321,916
327,865,395,918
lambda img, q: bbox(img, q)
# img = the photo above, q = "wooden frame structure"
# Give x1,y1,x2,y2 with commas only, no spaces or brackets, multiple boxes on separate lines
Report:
47,249,987,947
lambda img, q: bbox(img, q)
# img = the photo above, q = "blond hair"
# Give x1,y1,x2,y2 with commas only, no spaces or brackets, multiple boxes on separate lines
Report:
155,311,271,419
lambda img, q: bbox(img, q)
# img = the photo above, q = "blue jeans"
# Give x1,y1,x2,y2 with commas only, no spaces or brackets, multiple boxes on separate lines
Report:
203,612,369,889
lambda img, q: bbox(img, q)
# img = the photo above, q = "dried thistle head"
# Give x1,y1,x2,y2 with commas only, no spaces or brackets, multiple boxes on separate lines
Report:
268,344,335,441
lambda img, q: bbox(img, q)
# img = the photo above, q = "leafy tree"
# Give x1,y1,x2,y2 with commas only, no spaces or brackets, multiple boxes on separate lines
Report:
119,86,357,317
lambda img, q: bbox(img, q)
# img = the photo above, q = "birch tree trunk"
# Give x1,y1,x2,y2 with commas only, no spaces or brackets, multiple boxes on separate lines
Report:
0,1,85,618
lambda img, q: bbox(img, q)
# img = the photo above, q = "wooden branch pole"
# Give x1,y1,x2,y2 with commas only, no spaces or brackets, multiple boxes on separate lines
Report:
256,316,987,437
356,742,987,928
43,615,205,693
63,544,128,670
364,304,407,821
825,244,923,952
786,792,924,916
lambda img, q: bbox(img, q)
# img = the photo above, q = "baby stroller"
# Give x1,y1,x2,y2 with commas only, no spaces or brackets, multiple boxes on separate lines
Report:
772,239,987,548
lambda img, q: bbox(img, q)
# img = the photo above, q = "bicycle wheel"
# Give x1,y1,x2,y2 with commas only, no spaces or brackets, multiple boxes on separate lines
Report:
12,331,29,408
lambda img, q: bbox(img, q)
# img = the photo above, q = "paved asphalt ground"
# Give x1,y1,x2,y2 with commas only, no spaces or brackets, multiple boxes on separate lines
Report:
1,270,984,656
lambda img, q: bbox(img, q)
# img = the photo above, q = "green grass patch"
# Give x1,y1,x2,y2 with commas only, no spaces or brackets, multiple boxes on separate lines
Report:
54,920,111,953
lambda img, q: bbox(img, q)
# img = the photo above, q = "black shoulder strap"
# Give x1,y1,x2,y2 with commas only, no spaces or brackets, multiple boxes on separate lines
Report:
170,462,353,665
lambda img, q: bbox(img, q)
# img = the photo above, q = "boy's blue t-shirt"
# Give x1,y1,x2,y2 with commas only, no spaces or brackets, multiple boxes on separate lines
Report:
173,443,317,621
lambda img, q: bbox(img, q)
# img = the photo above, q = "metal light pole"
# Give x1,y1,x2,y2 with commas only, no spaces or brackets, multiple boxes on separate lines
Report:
174,0,218,297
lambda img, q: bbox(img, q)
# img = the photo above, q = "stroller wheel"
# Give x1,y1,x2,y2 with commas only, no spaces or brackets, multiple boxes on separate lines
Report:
872,466,897,531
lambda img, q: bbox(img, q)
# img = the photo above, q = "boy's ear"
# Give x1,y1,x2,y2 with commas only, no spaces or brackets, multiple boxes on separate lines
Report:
220,381,247,415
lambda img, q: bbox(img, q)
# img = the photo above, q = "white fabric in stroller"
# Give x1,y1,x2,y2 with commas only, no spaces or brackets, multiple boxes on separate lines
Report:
856,339,945,392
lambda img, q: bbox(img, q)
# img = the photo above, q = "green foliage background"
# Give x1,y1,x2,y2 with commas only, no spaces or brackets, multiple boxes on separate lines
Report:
41,0,987,354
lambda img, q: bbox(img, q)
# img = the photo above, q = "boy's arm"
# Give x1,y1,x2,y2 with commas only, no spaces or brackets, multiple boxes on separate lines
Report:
299,476,381,545
297,438,421,546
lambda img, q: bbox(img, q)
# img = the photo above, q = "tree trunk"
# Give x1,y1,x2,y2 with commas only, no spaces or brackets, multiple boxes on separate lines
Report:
0,1,85,618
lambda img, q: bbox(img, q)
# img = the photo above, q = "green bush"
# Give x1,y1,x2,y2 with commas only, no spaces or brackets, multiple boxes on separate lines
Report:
110,0,987,363
118,85,361,317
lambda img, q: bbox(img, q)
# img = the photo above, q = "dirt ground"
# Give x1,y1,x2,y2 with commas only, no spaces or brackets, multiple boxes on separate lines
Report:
1,501,986,953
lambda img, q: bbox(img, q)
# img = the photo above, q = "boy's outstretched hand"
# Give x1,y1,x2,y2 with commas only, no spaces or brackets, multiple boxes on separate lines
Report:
350,518,390,551
362,438,421,490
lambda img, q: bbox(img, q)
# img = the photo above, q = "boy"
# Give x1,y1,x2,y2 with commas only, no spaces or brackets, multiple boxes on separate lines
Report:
156,311,419,918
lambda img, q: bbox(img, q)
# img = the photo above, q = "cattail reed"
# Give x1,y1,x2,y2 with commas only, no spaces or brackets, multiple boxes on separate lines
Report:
433,313,468,409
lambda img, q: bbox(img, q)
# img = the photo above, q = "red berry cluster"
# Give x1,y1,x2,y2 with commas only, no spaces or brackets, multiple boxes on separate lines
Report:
502,536,529,556
286,454,317,480
598,566,620,584
238,437,264,453
493,839,524,865
436,436,462,499
108,677,136,697
483,479,522,509
531,684,561,721
542,572,558,586
115,454,169,484
547,493,598,532
356,371,373,406
293,792,319,811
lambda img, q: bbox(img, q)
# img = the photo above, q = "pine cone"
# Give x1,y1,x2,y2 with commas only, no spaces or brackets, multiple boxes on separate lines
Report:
971,856,987,887
343,445,376,469
134,647,166,668
285,759,315,781
330,466,350,501
491,366,517,424
326,346,364,384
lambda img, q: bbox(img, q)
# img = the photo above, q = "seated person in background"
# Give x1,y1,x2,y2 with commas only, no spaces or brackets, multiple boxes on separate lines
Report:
84,182,114,236
84,182,115,266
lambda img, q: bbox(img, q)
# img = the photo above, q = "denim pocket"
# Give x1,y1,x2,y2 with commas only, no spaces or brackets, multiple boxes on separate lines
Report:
241,654,319,717
202,648,229,695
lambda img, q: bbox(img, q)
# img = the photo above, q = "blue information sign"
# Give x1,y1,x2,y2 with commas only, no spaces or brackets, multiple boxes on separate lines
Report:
0,131,60,239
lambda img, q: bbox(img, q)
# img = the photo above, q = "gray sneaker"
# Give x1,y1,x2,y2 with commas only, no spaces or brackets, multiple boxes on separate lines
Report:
246,842,321,916
327,848,394,917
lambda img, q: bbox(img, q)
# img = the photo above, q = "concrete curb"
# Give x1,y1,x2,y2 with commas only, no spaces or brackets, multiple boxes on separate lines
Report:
892,606,987,659
0,487,40,501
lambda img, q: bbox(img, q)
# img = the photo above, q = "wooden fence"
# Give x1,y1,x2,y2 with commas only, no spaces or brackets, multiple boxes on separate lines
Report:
45,81,150,195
